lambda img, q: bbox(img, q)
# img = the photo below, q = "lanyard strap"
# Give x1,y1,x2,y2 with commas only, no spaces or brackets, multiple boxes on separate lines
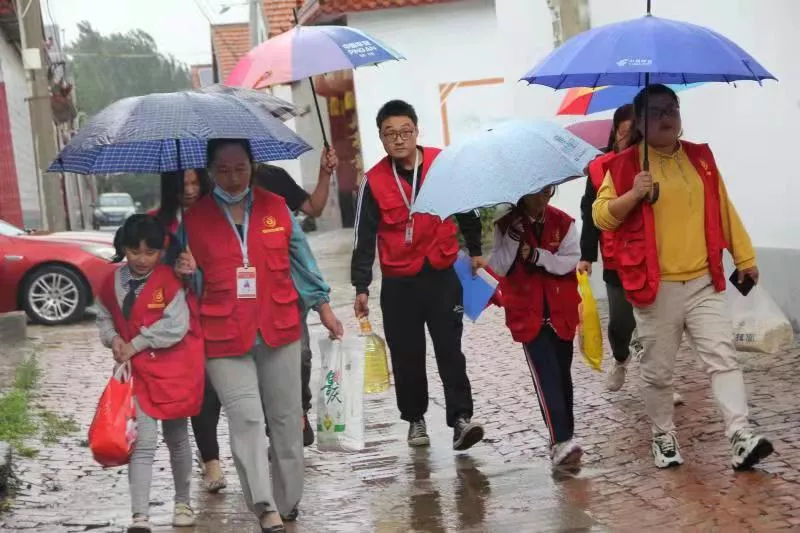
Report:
220,193,252,267
391,149,420,219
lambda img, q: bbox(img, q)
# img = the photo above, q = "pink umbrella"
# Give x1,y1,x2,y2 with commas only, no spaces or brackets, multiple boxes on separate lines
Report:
565,119,612,150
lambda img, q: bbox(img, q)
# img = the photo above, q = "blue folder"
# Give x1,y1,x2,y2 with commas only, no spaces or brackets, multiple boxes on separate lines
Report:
454,252,499,322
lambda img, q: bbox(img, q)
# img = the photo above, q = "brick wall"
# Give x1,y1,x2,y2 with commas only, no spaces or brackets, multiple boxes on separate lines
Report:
0,82,22,226
0,31,41,229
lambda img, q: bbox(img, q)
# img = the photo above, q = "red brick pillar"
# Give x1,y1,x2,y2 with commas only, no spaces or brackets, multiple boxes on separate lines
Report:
0,83,23,226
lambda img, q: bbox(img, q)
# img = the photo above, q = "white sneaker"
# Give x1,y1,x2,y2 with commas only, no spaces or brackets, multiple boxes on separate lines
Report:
127,516,152,533
730,429,774,471
551,439,583,469
673,392,684,405
652,433,683,469
172,503,196,527
606,356,630,391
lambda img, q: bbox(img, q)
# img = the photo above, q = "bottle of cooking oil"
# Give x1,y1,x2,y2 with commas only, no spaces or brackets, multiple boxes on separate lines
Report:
360,317,390,394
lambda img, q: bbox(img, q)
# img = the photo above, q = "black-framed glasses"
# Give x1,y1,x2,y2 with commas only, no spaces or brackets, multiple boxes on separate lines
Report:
647,105,680,120
381,130,415,142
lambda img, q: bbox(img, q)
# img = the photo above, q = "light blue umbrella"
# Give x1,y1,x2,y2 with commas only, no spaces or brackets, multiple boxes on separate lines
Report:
48,89,311,174
412,120,600,219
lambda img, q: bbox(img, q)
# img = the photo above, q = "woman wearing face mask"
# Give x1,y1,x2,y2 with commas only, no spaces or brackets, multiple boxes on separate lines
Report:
487,186,582,471
175,139,343,533
592,84,773,471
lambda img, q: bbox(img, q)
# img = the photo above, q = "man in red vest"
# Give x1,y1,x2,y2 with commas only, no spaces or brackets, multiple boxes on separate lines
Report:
352,100,485,451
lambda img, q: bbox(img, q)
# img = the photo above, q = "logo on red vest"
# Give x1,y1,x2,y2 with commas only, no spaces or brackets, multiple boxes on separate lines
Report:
698,158,714,177
549,228,562,248
147,288,165,309
261,215,285,234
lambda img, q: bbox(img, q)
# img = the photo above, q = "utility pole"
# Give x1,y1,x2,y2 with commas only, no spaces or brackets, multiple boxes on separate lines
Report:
17,0,65,230
248,0,262,48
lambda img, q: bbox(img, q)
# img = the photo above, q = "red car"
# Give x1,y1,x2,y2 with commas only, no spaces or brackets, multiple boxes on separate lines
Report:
0,218,119,325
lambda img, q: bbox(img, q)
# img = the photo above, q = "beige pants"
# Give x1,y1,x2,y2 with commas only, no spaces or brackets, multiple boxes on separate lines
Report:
634,276,749,439
207,340,303,518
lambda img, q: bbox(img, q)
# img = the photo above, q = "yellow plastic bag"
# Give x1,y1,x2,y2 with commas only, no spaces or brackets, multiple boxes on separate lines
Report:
577,272,603,371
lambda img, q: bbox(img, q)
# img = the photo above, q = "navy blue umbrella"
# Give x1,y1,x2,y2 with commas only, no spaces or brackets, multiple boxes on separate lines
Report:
49,89,312,174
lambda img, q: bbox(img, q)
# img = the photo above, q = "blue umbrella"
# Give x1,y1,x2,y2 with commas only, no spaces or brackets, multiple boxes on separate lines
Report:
48,89,312,174
522,14,775,89
412,120,600,219
521,3,775,198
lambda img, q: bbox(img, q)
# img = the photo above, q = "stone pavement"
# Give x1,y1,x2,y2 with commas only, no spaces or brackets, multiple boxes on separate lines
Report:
1,229,800,532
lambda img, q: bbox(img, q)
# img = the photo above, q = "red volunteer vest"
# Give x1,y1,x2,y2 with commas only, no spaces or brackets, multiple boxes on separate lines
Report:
99,264,205,420
603,141,727,307
587,151,618,271
367,147,460,277
496,206,580,344
184,188,301,357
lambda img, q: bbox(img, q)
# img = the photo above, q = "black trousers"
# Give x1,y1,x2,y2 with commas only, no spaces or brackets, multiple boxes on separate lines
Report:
380,266,473,428
192,373,222,462
606,282,637,363
523,326,575,445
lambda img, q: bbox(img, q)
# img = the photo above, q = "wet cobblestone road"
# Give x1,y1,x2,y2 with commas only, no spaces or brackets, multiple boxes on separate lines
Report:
2,230,799,532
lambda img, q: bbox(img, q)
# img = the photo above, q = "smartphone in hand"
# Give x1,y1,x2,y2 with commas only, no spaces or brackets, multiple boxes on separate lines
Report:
729,270,755,296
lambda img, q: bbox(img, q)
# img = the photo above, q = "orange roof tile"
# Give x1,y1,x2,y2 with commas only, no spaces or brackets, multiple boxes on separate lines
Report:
211,23,250,83
264,0,302,37
190,64,213,89
299,0,460,23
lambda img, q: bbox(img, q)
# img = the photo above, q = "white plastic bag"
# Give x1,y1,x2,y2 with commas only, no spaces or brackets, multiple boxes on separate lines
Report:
316,336,366,452
728,285,794,354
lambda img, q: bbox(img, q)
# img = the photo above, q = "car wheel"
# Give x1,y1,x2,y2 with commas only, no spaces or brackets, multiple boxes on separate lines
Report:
22,265,89,325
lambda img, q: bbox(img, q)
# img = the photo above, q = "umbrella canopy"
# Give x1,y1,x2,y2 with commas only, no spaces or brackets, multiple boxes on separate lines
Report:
565,119,612,150
412,120,600,220
49,89,311,174
197,84,299,121
557,83,703,115
225,25,405,88
521,15,775,89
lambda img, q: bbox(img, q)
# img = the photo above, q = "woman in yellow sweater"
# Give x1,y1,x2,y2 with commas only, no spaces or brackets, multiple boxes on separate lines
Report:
592,84,773,471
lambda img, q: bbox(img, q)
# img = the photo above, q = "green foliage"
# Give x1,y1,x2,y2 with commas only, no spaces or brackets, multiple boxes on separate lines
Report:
0,358,79,458
457,207,496,250
67,21,191,207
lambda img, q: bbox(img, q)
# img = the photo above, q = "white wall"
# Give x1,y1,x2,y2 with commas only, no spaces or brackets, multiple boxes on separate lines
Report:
497,0,800,251
0,34,40,229
350,0,506,170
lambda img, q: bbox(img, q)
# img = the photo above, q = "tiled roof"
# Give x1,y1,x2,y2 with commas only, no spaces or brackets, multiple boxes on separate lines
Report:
211,23,250,83
298,0,461,22
190,64,214,89
264,0,302,37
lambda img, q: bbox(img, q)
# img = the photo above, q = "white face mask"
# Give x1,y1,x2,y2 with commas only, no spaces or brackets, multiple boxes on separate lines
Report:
213,186,250,205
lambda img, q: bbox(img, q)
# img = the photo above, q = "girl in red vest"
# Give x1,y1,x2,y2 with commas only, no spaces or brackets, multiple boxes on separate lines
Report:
149,169,212,235
95,214,204,533
592,84,773,470
488,186,582,470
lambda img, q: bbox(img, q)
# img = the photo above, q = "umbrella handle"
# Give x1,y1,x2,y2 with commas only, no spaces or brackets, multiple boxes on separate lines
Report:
647,183,660,204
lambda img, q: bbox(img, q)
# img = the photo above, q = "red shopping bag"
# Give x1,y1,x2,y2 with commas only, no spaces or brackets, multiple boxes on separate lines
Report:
88,363,137,467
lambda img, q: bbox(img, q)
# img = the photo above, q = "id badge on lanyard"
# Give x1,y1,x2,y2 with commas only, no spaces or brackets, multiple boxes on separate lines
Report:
221,197,257,299
392,150,420,247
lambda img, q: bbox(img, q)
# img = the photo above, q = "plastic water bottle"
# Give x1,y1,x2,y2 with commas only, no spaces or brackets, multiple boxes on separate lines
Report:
360,317,390,394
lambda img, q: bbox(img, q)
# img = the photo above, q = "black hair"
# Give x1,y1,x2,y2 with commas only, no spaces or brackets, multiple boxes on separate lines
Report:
156,169,212,227
376,100,418,129
112,214,167,263
605,104,635,153
627,84,679,147
206,138,254,167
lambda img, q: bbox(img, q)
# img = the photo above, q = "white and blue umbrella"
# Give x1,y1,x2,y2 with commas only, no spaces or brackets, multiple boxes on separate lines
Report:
412,120,600,219
48,89,312,174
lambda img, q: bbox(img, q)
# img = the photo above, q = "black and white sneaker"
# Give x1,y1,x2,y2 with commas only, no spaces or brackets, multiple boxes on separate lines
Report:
407,419,430,447
652,433,683,469
730,429,773,471
453,417,484,451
